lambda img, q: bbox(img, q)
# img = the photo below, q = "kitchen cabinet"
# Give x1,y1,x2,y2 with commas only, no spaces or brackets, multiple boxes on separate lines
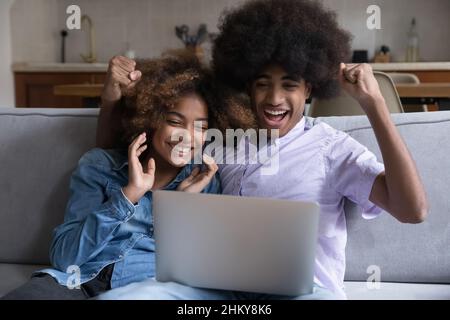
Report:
14,72,106,108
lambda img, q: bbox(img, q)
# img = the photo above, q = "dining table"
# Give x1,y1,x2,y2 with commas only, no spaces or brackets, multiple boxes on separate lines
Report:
54,84,103,108
394,83,450,110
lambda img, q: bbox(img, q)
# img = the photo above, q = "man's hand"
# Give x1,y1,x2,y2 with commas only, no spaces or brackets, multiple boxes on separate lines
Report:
177,154,218,193
339,63,385,112
101,56,142,104
97,56,141,149
122,132,155,204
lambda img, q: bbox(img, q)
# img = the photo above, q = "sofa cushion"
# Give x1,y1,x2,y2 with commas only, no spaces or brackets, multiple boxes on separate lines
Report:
0,108,99,265
344,281,450,300
0,263,50,298
316,111,450,284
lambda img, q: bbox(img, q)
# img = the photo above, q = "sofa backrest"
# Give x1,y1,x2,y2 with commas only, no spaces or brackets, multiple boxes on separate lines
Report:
1,108,449,284
0,108,99,265
316,111,450,284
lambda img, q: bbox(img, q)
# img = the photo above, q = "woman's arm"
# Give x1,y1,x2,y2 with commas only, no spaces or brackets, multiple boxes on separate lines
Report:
50,150,138,271
96,56,141,149
340,63,428,223
52,131,162,271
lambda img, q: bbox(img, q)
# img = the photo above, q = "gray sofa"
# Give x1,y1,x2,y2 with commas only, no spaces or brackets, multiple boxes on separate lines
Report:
0,108,449,299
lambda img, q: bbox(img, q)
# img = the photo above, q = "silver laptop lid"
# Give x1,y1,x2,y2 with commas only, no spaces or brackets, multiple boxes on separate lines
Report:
153,190,320,296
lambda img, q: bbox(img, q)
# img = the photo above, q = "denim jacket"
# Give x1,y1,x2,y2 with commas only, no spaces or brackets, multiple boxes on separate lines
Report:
38,148,221,289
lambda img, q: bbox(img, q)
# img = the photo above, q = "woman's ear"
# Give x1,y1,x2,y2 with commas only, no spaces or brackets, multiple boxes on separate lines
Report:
146,129,154,146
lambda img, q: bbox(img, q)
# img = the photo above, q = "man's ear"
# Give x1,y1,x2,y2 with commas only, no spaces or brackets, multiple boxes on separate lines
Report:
246,82,253,96
246,82,258,112
305,83,312,99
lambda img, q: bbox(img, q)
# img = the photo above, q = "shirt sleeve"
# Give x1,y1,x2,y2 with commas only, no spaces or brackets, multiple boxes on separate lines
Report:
326,130,385,219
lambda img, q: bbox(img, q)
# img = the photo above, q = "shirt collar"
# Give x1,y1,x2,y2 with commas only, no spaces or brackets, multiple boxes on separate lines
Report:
165,164,194,189
276,116,306,144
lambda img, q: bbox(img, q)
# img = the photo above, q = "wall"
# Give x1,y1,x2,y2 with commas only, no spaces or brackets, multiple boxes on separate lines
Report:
0,0,15,107
10,0,450,63
320,0,450,62
10,0,59,63
57,0,246,63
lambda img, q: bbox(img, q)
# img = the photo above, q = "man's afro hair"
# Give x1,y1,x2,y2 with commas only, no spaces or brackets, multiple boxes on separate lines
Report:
212,0,352,99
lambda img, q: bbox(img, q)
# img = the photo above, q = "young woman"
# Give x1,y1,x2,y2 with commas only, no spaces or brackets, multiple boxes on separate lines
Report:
1,51,255,300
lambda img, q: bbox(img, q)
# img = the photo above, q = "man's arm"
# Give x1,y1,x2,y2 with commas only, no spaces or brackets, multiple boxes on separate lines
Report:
96,98,124,149
96,56,141,149
340,63,428,223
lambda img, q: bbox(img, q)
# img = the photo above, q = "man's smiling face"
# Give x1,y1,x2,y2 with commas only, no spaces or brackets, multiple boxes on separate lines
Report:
250,64,311,137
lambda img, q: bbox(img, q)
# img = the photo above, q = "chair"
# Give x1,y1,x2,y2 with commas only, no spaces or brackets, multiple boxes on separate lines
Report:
307,71,404,117
387,73,428,112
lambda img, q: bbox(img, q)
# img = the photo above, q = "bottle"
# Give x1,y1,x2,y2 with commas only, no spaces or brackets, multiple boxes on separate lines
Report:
405,18,420,62
124,42,136,60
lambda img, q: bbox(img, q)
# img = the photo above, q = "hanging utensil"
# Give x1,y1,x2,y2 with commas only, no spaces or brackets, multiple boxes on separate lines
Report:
175,24,190,45
196,24,208,45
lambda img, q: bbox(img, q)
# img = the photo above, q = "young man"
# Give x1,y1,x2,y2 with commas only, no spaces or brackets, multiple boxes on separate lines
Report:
96,0,427,300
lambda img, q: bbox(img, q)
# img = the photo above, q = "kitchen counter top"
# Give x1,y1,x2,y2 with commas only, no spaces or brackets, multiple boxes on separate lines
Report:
12,62,108,73
370,62,450,71
13,62,450,73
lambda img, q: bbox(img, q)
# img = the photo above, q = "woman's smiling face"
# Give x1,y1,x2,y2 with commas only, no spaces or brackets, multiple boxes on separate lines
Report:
151,93,209,167
250,64,311,137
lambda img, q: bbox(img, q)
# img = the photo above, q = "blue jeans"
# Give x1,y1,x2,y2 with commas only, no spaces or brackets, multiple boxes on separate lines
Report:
97,278,336,300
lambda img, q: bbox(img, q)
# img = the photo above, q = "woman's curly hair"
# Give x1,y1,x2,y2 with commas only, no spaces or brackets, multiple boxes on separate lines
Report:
120,50,257,147
212,0,352,99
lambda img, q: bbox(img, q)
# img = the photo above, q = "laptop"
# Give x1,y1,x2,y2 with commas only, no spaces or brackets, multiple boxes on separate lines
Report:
152,190,320,296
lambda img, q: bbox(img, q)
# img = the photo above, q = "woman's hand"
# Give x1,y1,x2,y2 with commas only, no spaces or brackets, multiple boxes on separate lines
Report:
177,154,218,193
122,133,156,204
339,63,386,112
